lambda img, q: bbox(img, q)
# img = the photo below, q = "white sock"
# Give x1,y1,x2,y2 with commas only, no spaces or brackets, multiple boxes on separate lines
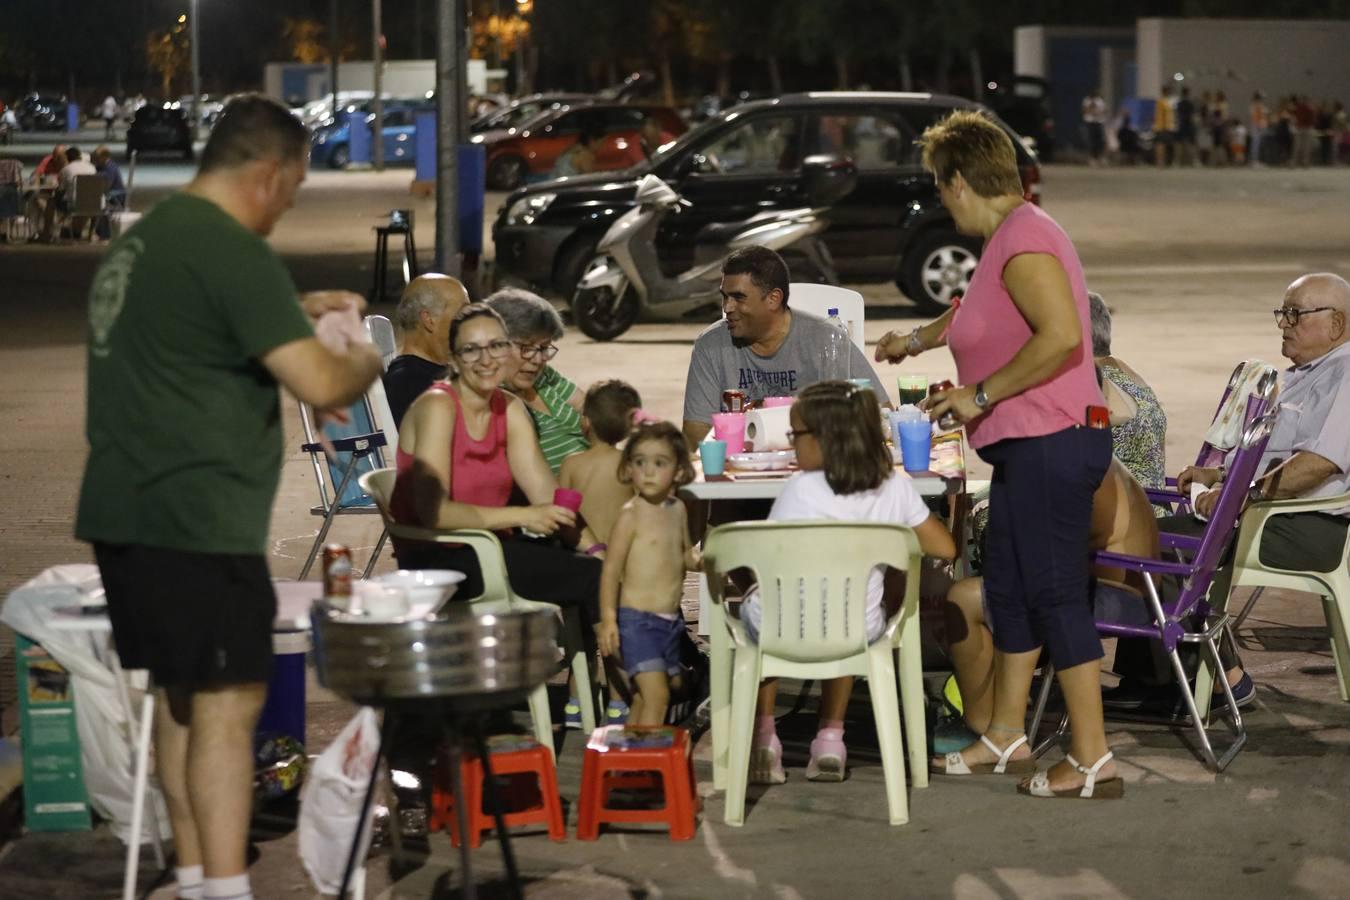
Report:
175,865,204,900
203,873,252,900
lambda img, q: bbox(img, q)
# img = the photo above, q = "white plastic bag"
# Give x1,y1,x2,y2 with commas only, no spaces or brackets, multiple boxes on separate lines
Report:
298,706,382,896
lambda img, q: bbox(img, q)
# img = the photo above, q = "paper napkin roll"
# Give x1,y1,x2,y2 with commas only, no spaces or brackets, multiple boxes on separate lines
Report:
744,406,792,452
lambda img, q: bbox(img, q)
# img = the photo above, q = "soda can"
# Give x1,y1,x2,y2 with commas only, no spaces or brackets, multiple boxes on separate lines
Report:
721,389,747,413
322,543,353,601
927,380,960,431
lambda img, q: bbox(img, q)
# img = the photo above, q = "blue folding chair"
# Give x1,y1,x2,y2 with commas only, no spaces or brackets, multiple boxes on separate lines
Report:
297,390,391,581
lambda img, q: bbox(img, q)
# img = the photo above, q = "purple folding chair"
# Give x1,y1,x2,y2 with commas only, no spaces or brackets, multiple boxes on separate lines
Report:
1147,366,1278,514
1028,411,1276,772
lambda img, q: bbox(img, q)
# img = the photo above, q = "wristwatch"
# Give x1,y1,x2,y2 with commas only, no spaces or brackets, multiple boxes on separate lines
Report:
973,381,991,410
1247,484,1266,504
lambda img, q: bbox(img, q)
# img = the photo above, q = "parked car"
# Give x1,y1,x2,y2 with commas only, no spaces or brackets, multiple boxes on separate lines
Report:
476,103,687,191
126,103,193,160
492,92,1040,314
310,101,432,169
988,76,1054,162
176,94,225,130
470,93,593,134
16,93,69,131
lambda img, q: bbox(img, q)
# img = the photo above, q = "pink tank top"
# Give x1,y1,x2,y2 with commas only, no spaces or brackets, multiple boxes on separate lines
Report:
946,203,1105,450
390,382,514,525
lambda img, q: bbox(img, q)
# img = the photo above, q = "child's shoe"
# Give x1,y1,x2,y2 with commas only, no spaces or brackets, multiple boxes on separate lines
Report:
606,699,630,724
563,698,583,730
805,728,847,782
749,731,786,785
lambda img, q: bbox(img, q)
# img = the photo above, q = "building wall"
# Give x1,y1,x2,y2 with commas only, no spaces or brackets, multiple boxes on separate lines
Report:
1136,18,1350,103
1014,26,1135,151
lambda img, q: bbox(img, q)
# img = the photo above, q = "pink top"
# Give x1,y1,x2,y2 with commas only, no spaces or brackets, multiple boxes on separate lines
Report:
390,382,514,525
946,203,1104,449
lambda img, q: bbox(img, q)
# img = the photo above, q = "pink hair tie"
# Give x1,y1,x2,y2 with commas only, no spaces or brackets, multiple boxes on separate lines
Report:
631,408,661,425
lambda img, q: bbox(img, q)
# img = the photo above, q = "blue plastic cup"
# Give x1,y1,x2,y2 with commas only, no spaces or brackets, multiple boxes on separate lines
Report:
700,439,728,476
897,419,933,473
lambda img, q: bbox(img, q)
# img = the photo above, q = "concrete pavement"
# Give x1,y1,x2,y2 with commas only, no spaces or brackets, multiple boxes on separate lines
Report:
1,163,1349,898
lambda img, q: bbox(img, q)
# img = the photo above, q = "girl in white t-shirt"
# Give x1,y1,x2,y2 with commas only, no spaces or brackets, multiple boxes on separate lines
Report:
741,381,956,784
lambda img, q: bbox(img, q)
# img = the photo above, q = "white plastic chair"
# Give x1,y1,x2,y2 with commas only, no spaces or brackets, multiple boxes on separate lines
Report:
359,468,600,748
1221,490,1350,705
788,283,865,352
702,520,928,826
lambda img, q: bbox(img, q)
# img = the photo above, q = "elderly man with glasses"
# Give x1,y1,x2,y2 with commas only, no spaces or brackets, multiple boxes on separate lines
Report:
1109,272,1350,712
487,287,588,473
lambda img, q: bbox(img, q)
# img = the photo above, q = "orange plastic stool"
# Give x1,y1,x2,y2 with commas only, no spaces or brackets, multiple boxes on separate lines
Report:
428,735,566,849
576,726,698,841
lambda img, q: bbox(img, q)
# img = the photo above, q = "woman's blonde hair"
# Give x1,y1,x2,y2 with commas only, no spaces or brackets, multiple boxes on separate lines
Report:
794,381,891,495
917,109,1023,198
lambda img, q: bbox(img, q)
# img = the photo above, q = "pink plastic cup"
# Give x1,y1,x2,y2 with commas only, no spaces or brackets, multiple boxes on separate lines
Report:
762,396,795,408
711,412,747,454
553,488,584,512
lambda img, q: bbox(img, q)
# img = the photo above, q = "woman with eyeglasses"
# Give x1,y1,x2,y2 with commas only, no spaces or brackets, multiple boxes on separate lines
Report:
487,288,589,473
389,303,602,624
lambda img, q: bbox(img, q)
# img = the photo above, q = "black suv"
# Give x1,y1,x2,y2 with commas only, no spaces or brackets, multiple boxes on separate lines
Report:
16,93,69,131
126,103,193,161
492,92,1040,314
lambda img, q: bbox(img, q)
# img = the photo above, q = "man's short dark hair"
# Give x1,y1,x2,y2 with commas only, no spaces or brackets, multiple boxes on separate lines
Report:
66,146,82,161
722,245,791,307
200,93,308,174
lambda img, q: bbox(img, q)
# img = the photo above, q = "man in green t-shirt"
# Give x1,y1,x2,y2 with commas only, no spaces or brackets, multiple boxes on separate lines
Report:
75,94,382,900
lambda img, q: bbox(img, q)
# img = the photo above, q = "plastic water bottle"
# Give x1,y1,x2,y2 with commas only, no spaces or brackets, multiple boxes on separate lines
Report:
822,307,851,382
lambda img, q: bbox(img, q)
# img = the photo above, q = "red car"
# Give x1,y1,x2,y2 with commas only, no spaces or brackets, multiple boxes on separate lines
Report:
477,103,686,190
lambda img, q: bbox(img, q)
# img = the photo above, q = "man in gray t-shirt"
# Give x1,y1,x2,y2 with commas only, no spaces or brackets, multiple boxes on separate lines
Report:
681,245,886,447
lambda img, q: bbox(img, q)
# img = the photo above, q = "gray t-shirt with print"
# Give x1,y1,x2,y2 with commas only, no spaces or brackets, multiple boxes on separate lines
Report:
682,310,888,423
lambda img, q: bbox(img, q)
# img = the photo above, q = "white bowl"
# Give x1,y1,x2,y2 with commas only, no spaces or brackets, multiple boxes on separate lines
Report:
372,569,466,614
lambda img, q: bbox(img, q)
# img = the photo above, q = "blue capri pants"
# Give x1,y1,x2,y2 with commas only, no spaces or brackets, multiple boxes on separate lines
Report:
978,425,1112,670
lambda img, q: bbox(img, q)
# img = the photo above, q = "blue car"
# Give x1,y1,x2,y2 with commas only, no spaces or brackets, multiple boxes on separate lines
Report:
311,103,428,169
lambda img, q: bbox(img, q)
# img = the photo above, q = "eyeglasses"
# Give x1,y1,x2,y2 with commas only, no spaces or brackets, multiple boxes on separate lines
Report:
785,428,812,443
1273,306,1335,326
516,341,559,361
455,339,514,363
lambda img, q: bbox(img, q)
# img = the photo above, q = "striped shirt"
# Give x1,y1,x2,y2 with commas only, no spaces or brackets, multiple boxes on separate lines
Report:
529,365,588,473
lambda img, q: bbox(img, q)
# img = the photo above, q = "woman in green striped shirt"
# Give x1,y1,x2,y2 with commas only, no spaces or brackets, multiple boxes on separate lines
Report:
488,288,590,472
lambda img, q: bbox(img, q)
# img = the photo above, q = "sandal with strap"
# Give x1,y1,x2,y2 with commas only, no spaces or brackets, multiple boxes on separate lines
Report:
1018,751,1124,799
931,733,1035,776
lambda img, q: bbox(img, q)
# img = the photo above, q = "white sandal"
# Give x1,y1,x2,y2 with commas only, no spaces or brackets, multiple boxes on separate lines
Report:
932,733,1035,776
1019,751,1124,799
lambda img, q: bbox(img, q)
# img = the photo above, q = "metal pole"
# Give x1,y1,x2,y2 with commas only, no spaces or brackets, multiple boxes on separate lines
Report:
329,0,340,116
372,0,384,171
189,0,200,144
434,0,466,273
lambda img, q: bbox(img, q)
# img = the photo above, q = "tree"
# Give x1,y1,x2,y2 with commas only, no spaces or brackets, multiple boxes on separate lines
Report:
145,17,190,99
282,17,328,64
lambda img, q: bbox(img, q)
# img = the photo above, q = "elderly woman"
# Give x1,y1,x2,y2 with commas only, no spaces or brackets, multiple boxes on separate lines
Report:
1089,292,1168,491
876,110,1120,799
486,288,589,472
390,303,602,622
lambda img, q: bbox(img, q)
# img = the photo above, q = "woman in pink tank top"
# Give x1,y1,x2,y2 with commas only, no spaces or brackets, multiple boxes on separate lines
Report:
389,304,602,628
875,111,1119,800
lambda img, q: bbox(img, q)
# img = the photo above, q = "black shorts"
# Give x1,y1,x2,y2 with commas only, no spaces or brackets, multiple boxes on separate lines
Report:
93,543,276,688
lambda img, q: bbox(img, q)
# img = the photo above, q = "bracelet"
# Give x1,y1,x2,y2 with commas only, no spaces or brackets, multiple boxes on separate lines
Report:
906,328,924,356
584,543,607,557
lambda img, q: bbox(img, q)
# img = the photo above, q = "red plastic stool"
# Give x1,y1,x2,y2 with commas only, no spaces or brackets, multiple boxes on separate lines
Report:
576,726,698,841
428,735,565,849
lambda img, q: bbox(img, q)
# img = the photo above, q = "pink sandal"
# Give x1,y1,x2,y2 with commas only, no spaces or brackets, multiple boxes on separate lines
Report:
749,731,787,784
805,728,847,782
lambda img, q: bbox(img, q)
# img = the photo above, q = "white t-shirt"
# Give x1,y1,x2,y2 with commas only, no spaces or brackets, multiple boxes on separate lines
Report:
741,470,932,643
59,159,98,193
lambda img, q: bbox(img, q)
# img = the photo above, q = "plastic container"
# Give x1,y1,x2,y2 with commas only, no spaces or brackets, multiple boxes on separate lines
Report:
822,307,851,381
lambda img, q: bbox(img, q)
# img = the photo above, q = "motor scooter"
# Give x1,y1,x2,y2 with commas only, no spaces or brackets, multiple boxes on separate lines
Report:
570,155,857,341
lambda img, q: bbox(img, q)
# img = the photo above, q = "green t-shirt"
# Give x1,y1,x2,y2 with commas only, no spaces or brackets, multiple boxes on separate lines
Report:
529,365,588,473
75,193,314,555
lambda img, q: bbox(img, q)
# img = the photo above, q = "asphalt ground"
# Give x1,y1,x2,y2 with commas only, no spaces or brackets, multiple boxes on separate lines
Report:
1,143,1349,898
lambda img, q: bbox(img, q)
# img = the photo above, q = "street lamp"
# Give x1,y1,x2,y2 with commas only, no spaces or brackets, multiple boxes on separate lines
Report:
189,0,201,144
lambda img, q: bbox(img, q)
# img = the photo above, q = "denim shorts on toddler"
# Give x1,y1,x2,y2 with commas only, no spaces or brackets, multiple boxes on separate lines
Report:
617,607,684,680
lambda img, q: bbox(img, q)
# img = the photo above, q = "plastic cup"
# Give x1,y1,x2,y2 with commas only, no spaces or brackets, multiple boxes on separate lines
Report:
898,418,933,473
762,396,795,408
700,439,728,476
897,374,929,408
553,488,584,512
710,412,746,454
